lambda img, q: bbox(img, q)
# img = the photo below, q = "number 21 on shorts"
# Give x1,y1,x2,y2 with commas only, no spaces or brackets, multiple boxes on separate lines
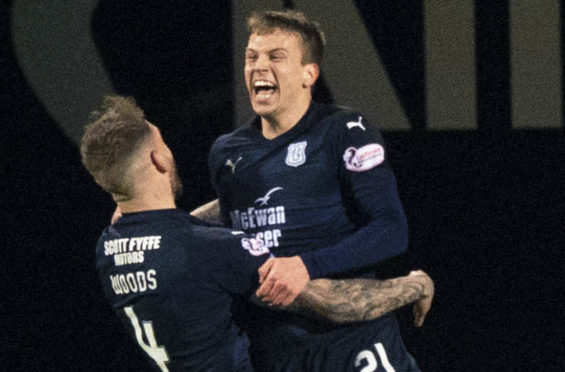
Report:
355,342,395,372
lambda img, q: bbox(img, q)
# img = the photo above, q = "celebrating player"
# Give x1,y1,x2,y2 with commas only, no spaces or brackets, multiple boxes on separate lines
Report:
198,9,422,371
83,96,433,371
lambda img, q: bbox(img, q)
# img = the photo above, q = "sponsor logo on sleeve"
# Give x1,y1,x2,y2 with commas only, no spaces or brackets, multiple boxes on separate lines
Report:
342,143,385,172
241,237,270,256
285,141,307,167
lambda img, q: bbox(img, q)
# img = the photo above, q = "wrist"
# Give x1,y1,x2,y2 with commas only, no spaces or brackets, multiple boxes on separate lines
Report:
293,255,310,281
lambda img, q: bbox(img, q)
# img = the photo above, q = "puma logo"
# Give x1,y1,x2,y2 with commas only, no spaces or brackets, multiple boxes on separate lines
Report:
225,157,242,174
346,116,366,131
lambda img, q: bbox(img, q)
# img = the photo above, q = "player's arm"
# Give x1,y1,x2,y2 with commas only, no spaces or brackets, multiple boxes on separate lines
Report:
298,112,409,278
256,114,409,304
255,270,434,327
190,199,223,224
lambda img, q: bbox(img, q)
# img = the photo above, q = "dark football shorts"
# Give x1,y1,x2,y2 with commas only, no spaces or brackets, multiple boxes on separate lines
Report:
252,314,420,372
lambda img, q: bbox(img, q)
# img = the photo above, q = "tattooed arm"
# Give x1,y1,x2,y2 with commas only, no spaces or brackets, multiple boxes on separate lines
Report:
190,199,223,224
255,271,434,327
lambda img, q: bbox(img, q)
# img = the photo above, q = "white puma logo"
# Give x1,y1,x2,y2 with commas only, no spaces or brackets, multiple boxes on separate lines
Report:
255,187,283,206
346,116,366,131
225,156,242,174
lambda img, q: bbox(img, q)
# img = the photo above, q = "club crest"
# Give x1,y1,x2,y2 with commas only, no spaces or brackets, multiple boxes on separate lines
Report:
285,141,307,167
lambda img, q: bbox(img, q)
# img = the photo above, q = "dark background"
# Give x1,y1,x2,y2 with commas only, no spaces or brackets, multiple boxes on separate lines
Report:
2,1,564,371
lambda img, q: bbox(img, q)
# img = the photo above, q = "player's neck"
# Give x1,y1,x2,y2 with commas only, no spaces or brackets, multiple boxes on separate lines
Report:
118,198,175,214
261,97,311,139
116,182,176,214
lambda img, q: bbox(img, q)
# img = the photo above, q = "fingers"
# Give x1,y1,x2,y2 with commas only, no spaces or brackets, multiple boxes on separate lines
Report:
266,283,299,306
413,302,425,327
258,258,274,284
255,256,310,306
255,274,275,298
256,271,294,305
410,270,434,327
413,296,432,327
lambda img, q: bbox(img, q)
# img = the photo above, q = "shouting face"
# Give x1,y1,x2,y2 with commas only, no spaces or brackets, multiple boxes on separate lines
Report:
245,29,318,126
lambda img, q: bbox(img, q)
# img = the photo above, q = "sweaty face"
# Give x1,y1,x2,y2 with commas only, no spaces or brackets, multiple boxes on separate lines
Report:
244,30,310,121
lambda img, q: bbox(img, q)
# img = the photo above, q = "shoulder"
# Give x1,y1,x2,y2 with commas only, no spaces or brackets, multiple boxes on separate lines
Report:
309,103,383,145
211,118,257,151
311,102,358,121
209,121,256,172
311,103,370,134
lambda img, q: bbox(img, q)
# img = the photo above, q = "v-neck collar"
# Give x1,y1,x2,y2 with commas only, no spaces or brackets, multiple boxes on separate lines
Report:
247,101,319,146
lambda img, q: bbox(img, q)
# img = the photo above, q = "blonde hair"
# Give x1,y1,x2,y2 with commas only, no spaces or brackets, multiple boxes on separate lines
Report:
81,96,151,199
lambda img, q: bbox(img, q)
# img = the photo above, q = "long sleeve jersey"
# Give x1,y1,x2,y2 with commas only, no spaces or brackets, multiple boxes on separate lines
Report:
209,101,408,280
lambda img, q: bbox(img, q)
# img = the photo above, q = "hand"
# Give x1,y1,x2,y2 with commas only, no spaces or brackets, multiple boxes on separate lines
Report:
111,206,122,224
409,270,434,327
256,256,310,306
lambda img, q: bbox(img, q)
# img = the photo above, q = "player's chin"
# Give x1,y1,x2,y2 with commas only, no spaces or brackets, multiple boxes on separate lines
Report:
251,101,276,117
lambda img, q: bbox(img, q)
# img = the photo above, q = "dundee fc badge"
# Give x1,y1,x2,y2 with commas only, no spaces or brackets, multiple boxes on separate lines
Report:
285,141,307,167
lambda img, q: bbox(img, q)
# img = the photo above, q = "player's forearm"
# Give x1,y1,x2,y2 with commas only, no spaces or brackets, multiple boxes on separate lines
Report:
290,273,432,323
300,214,408,279
300,167,408,279
190,199,223,224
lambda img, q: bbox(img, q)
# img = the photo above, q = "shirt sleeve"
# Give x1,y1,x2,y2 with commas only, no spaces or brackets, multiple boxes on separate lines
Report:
208,136,235,226
299,112,408,279
206,228,271,296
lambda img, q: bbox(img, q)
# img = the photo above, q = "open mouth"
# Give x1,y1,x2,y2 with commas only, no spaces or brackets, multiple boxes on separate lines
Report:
253,80,277,97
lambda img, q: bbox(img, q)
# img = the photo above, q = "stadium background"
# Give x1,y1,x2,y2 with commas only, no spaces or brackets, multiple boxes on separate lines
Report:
2,1,563,370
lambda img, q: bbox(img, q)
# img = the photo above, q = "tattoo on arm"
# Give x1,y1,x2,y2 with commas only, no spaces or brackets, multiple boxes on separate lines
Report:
190,199,223,224
287,276,429,323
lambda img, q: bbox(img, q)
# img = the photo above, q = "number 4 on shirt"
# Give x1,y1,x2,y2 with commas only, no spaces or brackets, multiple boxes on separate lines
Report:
124,306,170,371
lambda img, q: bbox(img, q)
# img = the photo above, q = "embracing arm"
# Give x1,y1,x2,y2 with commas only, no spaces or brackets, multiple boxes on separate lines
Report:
299,167,408,279
255,167,408,305
293,270,433,326
190,199,223,225
254,270,434,327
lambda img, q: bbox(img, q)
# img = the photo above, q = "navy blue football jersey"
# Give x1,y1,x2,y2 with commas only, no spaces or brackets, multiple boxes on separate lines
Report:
209,102,416,371
95,209,270,371
209,101,408,279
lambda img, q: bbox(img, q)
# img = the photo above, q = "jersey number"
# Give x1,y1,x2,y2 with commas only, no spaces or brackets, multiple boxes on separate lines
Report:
124,306,170,371
355,342,395,372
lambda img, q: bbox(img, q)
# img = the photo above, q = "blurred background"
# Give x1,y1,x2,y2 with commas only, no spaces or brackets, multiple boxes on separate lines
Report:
2,1,563,370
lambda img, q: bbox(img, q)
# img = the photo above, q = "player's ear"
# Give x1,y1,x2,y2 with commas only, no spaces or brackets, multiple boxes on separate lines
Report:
150,150,168,173
302,62,319,88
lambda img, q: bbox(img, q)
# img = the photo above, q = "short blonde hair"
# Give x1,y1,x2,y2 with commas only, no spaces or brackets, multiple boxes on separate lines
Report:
81,96,150,199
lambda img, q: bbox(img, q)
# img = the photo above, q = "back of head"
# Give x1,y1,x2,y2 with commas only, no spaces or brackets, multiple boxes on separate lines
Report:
247,10,326,66
81,96,150,201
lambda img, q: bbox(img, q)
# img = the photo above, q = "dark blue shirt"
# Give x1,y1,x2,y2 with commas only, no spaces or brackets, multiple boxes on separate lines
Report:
208,102,411,369
209,101,408,279
95,209,270,371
